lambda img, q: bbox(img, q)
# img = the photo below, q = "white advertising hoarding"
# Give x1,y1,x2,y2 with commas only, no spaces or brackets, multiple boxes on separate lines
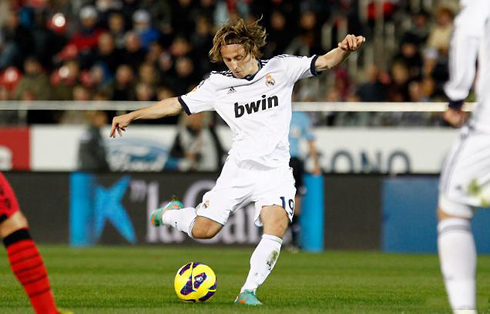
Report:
31,126,176,171
30,126,459,173
312,128,459,174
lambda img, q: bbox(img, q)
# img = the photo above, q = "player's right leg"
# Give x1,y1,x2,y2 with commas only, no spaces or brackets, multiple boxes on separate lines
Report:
149,195,227,239
149,157,247,240
0,173,68,314
149,196,183,227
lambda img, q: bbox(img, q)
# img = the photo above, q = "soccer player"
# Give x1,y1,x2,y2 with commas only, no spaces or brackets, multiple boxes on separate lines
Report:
110,18,364,305
0,172,69,314
438,1,490,313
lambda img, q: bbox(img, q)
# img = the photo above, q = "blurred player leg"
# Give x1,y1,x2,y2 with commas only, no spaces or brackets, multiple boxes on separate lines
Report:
0,173,63,314
437,130,482,314
437,209,477,314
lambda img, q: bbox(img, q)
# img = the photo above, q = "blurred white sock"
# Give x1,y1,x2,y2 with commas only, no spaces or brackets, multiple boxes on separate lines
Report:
162,207,196,237
241,234,283,293
438,218,477,313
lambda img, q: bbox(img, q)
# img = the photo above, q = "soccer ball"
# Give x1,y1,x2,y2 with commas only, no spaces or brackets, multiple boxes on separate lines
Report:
174,262,217,303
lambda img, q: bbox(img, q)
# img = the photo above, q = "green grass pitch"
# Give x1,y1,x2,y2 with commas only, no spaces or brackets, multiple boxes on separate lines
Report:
1,246,489,313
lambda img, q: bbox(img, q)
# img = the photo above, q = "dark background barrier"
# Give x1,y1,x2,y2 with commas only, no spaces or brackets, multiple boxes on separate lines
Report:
5,172,70,243
5,172,490,253
323,175,382,250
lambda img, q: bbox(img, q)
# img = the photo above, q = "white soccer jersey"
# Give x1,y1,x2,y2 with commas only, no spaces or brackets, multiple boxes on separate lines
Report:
178,54,319,167
444,0,490,132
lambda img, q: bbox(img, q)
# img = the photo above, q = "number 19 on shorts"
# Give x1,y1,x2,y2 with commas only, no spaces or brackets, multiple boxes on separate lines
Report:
280,196,295,218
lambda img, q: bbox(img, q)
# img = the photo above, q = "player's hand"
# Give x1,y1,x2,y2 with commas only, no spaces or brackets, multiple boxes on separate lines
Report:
338,35,366,51
443,108,467,128
110,113,133,138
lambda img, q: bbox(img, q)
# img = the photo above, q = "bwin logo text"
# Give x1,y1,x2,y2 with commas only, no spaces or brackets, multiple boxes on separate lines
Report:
234,95,279,118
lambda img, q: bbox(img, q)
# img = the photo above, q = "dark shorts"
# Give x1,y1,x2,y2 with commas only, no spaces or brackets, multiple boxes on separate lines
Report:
0,173,20,224
289,157,306,196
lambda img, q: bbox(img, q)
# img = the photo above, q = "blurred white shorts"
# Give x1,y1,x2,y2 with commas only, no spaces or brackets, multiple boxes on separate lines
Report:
439,125,490,218
196,156,296,227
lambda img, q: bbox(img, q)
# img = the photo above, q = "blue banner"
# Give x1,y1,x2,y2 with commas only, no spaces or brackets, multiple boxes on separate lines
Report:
70,172,136,246
382,177,490,253
301,174,324,252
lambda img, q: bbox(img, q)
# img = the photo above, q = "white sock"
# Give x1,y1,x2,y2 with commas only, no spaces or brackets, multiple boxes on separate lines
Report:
240,234,283,293
438,218,477,313
162,207,197,238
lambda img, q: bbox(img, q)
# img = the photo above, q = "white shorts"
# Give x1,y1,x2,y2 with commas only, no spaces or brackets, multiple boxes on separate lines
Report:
439,125,490,218
196,156,296,227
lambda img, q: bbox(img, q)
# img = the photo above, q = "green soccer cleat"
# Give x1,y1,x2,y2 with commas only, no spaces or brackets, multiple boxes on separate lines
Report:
234,290,263,306
150,196,183,227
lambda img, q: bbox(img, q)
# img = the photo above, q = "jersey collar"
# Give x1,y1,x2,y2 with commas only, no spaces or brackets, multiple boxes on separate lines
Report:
242,60,262,81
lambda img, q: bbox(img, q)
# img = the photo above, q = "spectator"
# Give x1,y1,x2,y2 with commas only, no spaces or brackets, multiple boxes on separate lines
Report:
14,56,52,101
135,82,156,101
172,56,199,95
424,5,454,84
0,10,35,70
138,62,161,89
82,64,114,98
146,41,165,66
51,60,81,100
121,31,146,72
107,12,127,49
89,32,123,75
356,64,386,102
401,10,430,48
31,9,66,70
69,6,104,53
286,10,323,56
190,15,215,75
264,10,292,58
157,85,175,100
170,0,198,36
387,62,410,102
112,64,135,100
132,9,161,50
166,112,224,171
141,0,172,34
395,35,423,81
78,111,110,171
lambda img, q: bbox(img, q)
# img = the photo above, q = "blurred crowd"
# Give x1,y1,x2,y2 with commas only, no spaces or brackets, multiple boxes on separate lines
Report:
0,0,460,126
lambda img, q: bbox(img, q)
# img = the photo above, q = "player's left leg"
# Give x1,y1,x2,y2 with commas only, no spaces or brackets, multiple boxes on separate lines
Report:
437,200,477,314
236,205,289,306
2,213,63,314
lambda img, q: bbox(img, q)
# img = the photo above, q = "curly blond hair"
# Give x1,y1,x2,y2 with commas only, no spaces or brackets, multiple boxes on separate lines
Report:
209,18,267,63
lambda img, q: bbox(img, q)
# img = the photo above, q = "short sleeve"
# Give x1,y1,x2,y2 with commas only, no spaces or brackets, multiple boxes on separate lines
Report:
179,78,215,115
278,54,320,83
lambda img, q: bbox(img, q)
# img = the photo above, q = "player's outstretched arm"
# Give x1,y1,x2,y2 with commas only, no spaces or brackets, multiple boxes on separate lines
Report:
315,34,366,72
110,97,183,138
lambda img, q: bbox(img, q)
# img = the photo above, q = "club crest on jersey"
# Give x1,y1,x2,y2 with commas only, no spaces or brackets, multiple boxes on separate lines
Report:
265,74,275,87
234,95,279,118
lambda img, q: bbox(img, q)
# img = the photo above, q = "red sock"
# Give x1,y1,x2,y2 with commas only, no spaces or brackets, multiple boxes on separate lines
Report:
4,228,58,314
